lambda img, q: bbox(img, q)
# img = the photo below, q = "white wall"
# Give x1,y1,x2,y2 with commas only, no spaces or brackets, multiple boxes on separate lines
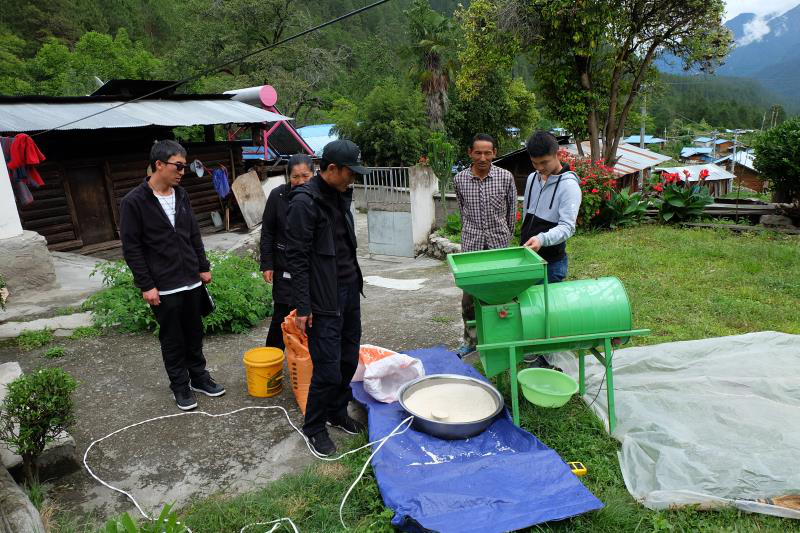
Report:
409,165,437,247
0,157,23,240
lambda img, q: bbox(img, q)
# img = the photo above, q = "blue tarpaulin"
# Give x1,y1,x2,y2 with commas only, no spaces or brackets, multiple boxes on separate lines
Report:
351,347,603,533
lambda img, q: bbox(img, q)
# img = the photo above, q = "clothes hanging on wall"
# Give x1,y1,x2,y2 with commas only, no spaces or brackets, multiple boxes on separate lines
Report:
1,134,46,207
212,165,230,199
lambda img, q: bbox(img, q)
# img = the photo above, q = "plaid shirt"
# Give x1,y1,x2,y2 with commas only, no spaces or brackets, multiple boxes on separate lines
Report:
454,164,517,252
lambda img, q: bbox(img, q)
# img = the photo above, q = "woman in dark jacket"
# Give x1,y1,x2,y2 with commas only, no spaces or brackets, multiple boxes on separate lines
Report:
260,154,314,348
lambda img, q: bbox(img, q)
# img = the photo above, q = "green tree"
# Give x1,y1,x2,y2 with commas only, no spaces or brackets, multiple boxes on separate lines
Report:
403,0,456,131
753,117,800,203
0,27,33,94
331,80,431,167
25,29,163,96
500,0,733,164
447,0,538,156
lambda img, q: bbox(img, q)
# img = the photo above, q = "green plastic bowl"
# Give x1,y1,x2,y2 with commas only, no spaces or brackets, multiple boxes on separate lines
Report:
517,368,578,408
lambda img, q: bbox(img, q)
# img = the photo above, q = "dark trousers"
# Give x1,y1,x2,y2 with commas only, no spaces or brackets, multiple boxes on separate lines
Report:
302,282,361,437
151,286,210,393
265,302,292,350
461,291,477,347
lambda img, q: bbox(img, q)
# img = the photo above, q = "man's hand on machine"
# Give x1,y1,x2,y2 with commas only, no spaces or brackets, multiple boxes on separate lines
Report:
296,313,313,334
523,236,542,251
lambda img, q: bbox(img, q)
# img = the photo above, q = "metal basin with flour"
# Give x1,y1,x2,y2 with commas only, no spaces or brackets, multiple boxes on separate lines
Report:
398,374,504,439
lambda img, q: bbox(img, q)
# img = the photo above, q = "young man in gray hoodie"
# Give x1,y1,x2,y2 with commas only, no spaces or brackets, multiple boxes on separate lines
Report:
521,132,582,366
521,131,582,282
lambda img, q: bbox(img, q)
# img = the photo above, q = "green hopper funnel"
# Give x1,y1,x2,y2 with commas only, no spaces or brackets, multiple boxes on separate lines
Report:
447,247,546,304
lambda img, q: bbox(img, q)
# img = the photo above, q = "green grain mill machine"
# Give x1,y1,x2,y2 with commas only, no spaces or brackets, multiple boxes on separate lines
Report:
448,246,650,432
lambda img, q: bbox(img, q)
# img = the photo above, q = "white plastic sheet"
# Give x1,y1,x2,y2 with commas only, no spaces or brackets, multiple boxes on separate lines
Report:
547,331,800,519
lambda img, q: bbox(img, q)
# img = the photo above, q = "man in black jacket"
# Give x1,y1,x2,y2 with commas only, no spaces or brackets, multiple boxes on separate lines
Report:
260,154,314,348
120,140,224,411
285,140,367,456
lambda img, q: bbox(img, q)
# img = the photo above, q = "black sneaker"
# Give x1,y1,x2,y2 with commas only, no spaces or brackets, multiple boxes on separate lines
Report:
174,389,198,411
328,415,366,435
190,377,226,397
308,431,337,457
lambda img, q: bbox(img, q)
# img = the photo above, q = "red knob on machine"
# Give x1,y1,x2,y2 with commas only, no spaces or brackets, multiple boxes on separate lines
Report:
498,309,508,319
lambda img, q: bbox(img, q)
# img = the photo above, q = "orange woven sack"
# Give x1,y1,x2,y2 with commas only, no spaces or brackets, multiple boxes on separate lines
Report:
281,310,313,415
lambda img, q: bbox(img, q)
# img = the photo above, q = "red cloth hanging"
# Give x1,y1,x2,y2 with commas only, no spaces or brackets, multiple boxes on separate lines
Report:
8,133,45,187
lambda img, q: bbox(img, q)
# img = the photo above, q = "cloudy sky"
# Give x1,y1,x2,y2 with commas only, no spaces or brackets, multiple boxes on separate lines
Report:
724,0,797,20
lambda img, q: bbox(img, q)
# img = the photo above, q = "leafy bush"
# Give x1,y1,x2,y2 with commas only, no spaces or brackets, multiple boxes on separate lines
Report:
43,346,66,358
437,212,462,243
753,117,800,203
0,367,77,484
597,188,649,229
558,149,619,227
17,329,54,351
648,171,713,223
331,79,431,167
103,505,189,533
427,132,457,215
85,252,272,334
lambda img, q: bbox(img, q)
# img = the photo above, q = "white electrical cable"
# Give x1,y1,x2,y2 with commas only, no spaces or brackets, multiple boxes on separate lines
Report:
83,405,413,532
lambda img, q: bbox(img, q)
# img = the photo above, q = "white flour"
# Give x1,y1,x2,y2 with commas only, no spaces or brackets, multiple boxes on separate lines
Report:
404,383,497,422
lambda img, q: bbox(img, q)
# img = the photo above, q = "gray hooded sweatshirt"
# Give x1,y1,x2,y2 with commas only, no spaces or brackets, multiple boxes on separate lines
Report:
521,163,582,261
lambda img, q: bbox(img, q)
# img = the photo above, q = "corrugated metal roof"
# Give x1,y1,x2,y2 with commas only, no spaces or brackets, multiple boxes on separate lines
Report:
655,163,735,182
564,141,671,176
694,136,712,143
681,147,713,158
623,135,666,144
0,99,290,133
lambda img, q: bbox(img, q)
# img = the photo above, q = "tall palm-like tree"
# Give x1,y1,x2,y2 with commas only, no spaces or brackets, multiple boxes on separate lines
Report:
404,0,456,131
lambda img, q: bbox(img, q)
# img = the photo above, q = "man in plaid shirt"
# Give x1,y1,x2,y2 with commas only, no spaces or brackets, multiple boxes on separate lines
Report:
453,133,517,357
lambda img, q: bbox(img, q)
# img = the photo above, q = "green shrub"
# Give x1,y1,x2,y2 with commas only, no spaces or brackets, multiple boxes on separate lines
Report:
102,505,189,533
753,117,800,203
648,172,713,223
85,252,272,334
17,329,54,351
437,212,462,242
43,346,66,358
598,188,649,229
0,367,77,484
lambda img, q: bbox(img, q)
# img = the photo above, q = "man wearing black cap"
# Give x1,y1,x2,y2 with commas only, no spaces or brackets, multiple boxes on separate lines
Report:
285,139,368,456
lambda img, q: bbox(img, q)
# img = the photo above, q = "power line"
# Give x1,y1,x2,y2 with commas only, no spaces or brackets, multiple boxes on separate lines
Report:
32,0,392,136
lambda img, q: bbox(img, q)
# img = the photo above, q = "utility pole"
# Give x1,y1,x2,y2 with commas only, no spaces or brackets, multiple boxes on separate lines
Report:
711,130,717,162
638,93,646,190
729,130,738,174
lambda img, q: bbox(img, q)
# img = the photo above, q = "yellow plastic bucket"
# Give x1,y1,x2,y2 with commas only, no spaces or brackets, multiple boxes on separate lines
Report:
243,347,284,398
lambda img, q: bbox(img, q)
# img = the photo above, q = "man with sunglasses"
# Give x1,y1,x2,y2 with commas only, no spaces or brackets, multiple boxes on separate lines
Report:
120,140,224,411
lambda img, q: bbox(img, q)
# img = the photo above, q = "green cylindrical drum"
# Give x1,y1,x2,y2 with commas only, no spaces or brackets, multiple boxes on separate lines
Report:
518,277,632,341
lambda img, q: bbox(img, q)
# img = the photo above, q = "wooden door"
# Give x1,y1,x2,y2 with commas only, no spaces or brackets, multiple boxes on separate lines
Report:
65,164,116,245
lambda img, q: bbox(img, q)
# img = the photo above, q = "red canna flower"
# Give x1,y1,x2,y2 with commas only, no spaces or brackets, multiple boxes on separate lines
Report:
591,188,598,193
595,209,600,215
699,169,709,180
683,169,690,178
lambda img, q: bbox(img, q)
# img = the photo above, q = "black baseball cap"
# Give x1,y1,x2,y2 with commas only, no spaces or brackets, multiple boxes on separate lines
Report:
321,139,369,175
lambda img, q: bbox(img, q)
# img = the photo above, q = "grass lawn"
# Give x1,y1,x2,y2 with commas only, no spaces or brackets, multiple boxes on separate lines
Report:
54,225,800,533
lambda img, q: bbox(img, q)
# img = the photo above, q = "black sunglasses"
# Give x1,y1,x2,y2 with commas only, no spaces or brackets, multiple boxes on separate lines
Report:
160,160,189,172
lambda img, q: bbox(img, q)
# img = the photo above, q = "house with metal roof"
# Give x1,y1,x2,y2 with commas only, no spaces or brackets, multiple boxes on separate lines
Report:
622,135,666,148
680,147,714,163
0,79,296,252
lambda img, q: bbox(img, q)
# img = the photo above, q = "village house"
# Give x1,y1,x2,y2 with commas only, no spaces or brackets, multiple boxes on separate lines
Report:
0,80,311,253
